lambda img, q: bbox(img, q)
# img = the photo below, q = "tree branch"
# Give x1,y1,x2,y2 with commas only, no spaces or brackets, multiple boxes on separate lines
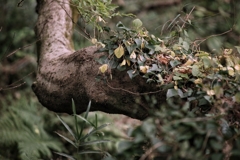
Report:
32,0,166,120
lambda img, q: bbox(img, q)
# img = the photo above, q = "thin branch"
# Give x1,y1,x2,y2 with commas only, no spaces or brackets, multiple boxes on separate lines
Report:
0,72,34,91
6,39,40,58
106,81,163,95
194,28,233,46
181,6,195,28
17,0,24,7
139,142,163,160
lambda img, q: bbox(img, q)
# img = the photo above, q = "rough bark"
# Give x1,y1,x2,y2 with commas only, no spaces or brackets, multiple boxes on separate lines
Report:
32,0,166,120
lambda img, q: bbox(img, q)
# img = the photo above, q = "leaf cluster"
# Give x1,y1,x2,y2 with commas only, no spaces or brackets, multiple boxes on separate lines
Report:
97,18,240,110
72,0,133,33
106,96,240,160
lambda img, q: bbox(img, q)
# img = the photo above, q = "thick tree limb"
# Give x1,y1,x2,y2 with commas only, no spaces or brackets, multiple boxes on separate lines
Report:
32,0,166,120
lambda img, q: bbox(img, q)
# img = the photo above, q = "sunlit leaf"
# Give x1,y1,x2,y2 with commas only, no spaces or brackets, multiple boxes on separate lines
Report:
91,38,98,44
120,59,126,66
227,67,234,76
235,64,240,71
114,45,124,58
183,59,194,66
173,76,182,80
130,51,136,59
234,92,240,103
194,78,202,84
139,66,149,73
207,90,215,96
126,60,131,66
99,64,108,73
172,44,182,50
195,51,209,57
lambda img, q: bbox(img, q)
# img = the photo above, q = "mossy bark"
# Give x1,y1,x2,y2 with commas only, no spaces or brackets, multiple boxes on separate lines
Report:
32,0,166,120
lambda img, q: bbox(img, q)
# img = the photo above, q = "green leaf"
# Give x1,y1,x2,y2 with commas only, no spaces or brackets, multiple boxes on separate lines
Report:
132,18,142,29
235,46,240,54
84,100,92,119
117,141,133,153
182,41,189,51
76,115,95,127
56,115,75,140
79,140,110,147
173,76,182,80
170,60,181,68
134,38,142,47
202,57,212,69
127,70,138,79
78,150,111,157
167,89,178,98
192,65,200,76
55,132,77,148
81,123,110,141
116,21,130,31
55,152,76,160
117,64,126,71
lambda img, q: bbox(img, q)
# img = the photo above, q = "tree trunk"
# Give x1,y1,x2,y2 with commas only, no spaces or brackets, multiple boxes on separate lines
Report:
32,0,166,120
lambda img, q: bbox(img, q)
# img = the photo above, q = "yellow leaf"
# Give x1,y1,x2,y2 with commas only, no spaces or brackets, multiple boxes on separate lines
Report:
227,67,234,76
174,85,178,90
194,78,202,84
139,66,149,73
99,64,108,73
234,64,240,71
207,90,215,96
114,45,124,58
141,41,145,49
126,60,131,66
91,38,98,44
120,59,126,66
130,51,136,59
183,59,194,66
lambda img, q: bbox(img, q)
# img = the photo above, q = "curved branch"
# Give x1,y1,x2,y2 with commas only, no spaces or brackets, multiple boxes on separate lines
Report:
32,0,166,120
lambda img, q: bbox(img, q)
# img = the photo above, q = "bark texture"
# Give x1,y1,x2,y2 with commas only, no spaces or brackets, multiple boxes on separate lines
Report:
32,0,166,120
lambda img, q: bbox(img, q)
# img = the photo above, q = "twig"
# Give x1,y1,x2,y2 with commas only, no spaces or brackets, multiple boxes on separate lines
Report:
0,72,34,91
181,6,195,28
106,81,162,95
6,39,40,58
195,28,233,46
17,0,24,7
139,142,163,160
0,82,26,91
201,131,211,153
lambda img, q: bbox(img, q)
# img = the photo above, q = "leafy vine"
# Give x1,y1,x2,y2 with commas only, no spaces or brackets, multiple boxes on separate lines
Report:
96,18,240,109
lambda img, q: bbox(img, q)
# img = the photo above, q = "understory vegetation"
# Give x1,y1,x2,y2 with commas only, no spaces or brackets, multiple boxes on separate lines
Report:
1,0,240,159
